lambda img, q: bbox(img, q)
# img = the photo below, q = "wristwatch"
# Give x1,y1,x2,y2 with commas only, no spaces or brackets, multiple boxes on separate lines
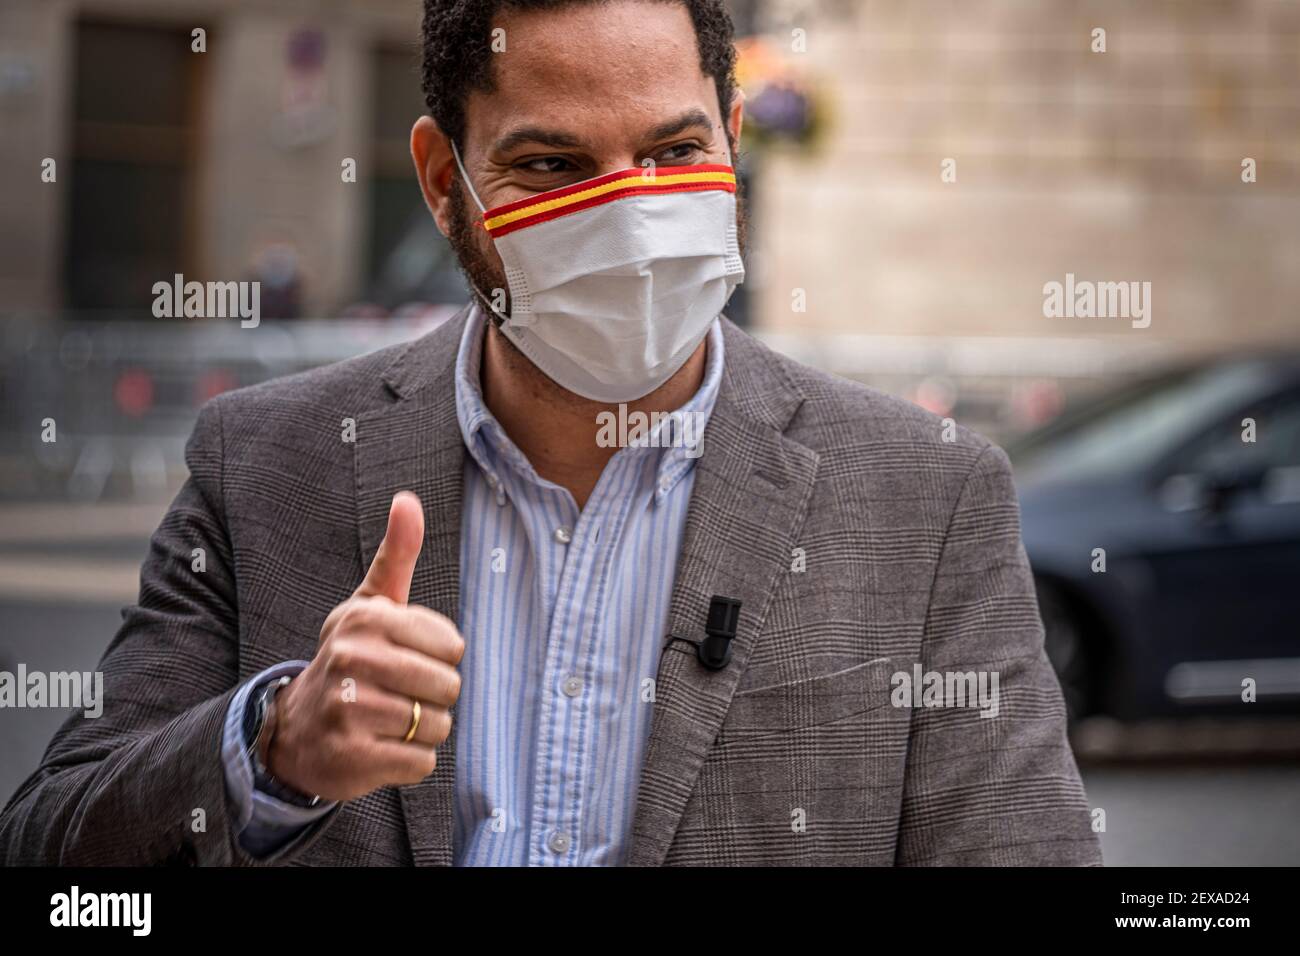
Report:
244,675,321,808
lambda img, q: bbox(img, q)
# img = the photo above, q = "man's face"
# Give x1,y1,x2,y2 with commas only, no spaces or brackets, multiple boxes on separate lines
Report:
440,0,745,302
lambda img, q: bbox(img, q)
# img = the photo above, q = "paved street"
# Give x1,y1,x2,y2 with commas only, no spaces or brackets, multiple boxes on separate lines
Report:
1082,765,1300,866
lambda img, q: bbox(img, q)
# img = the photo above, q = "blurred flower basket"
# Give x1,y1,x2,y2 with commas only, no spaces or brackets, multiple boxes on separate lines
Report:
735,36,830,155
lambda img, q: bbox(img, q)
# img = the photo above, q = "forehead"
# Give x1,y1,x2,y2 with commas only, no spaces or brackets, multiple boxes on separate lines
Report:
465,0,718,145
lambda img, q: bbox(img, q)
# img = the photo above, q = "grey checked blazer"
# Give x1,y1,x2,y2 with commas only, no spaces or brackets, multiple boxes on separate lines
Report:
0,307,1101,866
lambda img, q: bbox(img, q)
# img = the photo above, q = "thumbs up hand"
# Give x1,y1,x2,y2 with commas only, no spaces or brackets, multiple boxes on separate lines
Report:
265,492,466,802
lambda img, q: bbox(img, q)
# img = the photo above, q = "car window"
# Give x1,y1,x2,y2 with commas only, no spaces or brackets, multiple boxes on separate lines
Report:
1012,362,1276,485
1178,391,1300,477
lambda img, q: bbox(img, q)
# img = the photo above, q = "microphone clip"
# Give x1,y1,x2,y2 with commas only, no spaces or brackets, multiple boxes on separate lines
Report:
697,595,742,670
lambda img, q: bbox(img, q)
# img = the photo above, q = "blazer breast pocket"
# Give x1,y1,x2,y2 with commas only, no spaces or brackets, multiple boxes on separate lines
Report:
719,656,897,744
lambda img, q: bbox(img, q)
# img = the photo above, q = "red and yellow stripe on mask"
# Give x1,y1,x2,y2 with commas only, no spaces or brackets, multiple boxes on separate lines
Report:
482,164,737,239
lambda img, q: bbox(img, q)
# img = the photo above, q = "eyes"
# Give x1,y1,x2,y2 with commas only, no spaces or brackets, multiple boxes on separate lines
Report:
655,142,705,164
512,142,706,181
516,155,578,175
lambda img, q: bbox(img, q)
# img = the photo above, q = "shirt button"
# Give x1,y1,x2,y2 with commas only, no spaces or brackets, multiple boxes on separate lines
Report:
562,675,583,698
554,526,572,544
548,831,571,854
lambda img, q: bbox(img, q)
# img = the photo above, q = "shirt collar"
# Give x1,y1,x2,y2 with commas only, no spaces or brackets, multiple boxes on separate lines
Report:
454,304,725,502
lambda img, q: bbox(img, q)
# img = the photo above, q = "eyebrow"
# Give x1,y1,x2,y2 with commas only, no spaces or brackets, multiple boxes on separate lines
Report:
643,108,715,144
490,108,716,156
492,126,586,154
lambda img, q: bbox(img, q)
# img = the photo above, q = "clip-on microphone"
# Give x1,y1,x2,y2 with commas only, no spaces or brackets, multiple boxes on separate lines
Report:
697,595,742,670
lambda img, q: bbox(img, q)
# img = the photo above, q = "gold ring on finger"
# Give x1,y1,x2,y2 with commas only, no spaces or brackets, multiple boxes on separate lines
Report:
403,699,422,743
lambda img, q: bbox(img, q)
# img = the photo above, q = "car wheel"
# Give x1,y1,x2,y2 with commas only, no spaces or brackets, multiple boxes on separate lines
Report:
1036,581,1095,721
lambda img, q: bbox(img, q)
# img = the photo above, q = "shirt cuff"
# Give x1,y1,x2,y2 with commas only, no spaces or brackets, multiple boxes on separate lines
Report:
222,661,337,857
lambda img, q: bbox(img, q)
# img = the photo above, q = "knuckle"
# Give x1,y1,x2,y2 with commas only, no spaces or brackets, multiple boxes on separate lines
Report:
434,711,453,744
448,633,467,665
443,667,462,703
417,606,464,661
327,638,357,674
397,752,435,786
345,596,394,634
340,601,374,633
319,604,346,642
417,605,450,628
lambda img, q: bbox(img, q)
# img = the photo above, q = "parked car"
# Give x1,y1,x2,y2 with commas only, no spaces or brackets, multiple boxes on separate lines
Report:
1008,353,1300,720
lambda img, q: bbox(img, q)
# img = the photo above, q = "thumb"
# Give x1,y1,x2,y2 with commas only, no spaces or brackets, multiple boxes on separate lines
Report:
355,491,424,604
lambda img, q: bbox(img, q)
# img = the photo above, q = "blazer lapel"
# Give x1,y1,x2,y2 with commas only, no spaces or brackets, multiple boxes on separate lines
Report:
354,307,470,866
625,320,821,866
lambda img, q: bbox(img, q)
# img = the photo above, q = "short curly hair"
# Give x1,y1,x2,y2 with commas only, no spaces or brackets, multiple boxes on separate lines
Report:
421,0,737,147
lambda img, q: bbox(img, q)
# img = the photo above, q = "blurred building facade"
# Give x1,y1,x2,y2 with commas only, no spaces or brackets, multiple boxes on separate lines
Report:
748,0,1300,372
7,0,1295,333
1,0,429,318
0,0,772,320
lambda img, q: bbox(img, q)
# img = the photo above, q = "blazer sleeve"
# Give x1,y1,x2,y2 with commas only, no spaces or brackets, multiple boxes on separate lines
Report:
895,443,1103,866
0,397,338,865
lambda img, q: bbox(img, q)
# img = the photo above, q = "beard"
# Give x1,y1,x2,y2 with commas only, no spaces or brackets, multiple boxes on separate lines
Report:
444,164,750,328
446,176,509,320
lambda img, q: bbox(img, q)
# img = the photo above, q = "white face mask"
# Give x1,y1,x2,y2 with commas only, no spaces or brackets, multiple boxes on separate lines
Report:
452,140,745,403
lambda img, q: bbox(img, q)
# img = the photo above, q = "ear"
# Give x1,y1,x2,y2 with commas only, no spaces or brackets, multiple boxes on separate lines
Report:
726,87,745,159
411,116,456,236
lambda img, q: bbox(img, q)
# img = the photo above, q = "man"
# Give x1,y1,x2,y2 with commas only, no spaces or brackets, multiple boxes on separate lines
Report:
0,0,1100,866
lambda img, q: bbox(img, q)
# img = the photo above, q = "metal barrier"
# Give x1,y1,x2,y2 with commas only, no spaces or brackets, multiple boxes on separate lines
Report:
0,311,457,502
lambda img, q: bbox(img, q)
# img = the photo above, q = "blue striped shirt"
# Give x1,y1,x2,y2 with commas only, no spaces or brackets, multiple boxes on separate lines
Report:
451,307,722,865
223,306,722,865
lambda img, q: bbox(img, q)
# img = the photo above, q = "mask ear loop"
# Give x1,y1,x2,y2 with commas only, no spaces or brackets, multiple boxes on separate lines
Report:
450,139,488,214
449,138,514,328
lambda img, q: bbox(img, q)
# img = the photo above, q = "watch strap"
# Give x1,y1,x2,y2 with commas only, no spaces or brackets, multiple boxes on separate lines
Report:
246,675,320,808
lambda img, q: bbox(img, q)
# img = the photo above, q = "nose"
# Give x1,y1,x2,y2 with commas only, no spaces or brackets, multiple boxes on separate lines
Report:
593,156,645,177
